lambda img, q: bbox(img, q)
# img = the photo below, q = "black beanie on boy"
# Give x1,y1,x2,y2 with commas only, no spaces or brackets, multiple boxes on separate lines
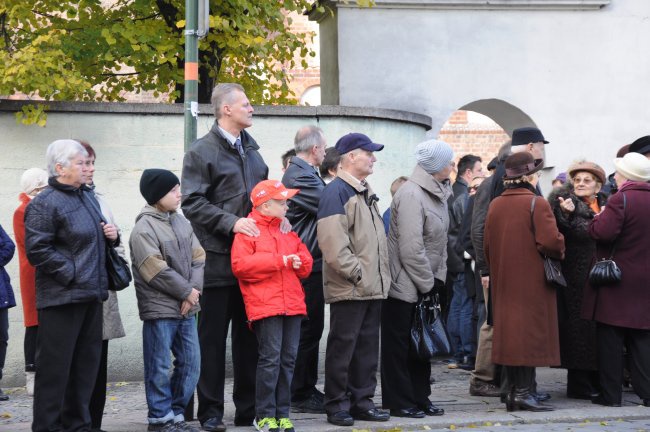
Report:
139,169,180,205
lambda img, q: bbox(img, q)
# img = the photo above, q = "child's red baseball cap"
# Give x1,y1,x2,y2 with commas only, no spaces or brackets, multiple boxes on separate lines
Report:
251,180,299,207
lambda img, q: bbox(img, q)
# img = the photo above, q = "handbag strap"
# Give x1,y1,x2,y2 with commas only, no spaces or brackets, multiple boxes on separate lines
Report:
606,192,626,260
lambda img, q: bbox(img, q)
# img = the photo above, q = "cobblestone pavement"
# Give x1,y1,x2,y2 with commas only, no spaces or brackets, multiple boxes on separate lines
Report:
1,365,648,432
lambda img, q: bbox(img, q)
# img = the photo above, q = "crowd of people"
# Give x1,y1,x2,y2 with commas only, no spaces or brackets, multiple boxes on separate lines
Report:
0,82,649,432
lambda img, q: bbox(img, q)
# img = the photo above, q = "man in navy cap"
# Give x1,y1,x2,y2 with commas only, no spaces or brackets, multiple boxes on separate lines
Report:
317,133,391,426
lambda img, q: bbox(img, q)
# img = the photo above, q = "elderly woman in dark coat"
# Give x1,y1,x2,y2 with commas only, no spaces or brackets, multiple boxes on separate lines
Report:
25,139,118,432
382,139,454,418
583,152,650,408
547,160,607,400
484,152,565,412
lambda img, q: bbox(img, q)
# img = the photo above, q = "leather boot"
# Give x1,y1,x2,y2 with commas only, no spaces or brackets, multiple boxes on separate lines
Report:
509,367,554,412
503,366,517,412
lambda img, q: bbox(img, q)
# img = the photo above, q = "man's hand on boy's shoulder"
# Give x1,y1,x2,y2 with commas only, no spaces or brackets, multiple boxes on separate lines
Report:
233,217,260,237
280,217,292,234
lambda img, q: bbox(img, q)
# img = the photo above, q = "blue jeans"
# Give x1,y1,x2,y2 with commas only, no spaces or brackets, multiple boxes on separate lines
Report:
254,315,302,418
447,273,475,360
143,317,200,425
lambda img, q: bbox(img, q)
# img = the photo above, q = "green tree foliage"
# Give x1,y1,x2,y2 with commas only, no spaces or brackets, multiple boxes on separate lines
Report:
0,0,323,125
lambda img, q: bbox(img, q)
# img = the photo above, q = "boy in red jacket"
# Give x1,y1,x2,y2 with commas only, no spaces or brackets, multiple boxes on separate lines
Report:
231,180,313,432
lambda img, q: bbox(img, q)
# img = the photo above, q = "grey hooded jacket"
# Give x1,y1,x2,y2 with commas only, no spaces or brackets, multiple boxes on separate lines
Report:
130,205,205,321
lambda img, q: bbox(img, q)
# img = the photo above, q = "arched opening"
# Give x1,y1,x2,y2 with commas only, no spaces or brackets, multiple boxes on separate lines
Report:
300,85,321,106
437,99,555,187
459,99,536,135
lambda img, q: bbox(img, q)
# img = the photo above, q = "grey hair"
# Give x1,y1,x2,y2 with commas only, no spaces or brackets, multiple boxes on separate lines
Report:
46,139,88,177
294,126,325,154
211,83,245,119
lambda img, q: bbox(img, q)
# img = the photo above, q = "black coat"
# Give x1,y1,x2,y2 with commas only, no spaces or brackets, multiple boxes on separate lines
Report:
548,185,606,370
181,122,268,288
281,156,325,272
447,178,468,274
25,178,108,309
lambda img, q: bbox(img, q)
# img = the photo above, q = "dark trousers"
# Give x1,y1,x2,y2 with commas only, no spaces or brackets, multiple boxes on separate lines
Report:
254,316,302,418
32,302,103,432
197,286,258,424
291,271,325,402
324,300,381,414
24,325,38,370
567,369,599,397
597,322,650,404
0,308,7,382
89,340,109,429
380,297,431,409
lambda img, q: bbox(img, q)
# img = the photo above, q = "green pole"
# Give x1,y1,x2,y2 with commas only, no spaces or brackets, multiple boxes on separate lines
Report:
184,0,199,151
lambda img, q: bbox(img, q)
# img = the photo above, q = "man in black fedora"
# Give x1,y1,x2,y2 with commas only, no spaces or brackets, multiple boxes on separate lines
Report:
629,135,650,159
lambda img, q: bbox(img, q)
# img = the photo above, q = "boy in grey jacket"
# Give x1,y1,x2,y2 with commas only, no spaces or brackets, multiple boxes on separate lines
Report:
130,169,206,432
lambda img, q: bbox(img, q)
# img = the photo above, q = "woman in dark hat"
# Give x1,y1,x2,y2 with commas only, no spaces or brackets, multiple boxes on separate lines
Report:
484,152,565,412
547,160,607,400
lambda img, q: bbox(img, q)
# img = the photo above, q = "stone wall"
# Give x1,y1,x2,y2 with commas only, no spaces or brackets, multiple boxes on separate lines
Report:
0,100,430,386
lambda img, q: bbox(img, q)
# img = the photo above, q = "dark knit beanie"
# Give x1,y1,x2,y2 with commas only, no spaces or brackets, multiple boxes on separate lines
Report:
139,169,180,205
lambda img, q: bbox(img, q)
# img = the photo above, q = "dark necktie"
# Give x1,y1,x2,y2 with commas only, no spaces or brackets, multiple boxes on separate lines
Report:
234,137,244,157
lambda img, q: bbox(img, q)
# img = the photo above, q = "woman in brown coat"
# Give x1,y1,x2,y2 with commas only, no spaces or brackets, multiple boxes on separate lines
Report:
484,152,565,412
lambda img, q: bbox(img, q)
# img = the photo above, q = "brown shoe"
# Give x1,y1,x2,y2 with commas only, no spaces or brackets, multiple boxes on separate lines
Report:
469,380,501,397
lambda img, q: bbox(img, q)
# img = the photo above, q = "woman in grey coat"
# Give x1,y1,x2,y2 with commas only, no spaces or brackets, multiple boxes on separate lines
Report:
80,141,126,432
381,140,454,418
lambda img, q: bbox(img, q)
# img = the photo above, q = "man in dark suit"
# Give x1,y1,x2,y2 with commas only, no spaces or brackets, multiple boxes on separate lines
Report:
181,83,269,432
281,125,328,414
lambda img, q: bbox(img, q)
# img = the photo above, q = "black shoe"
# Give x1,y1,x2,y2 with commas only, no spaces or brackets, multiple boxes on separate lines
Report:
506,392,554,412
389,408,425,418
327,411,354,426
148,421,176,432
291,392,325,414
234,417,254,427
175,421,201,432
312,388,325,403
419,402,445,416
351,408,390,422
567,391,600,400
534,391,551,402
591,395,621,407
643,399,650,407
201,417,226,432
0,388,8,402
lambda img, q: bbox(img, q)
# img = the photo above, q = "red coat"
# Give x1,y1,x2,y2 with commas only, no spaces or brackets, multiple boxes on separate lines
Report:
582,181,650,329
231,209,313,323
13,193,38,327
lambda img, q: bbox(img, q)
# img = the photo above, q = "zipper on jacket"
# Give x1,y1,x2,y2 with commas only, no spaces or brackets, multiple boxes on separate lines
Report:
80,190,104,301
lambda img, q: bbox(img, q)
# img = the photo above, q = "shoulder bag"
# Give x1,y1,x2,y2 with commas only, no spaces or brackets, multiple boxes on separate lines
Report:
86,192,132,291
531,197,567,288
588,193,625,286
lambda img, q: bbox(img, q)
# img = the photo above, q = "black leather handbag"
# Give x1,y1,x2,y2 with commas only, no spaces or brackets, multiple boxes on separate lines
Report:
410,293,451,361
87,191,132,291
105,243,132,291
588,193,625,287
531,198,567,287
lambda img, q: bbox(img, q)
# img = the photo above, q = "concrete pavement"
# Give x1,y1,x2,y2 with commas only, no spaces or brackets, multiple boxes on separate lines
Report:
1,365,648,432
